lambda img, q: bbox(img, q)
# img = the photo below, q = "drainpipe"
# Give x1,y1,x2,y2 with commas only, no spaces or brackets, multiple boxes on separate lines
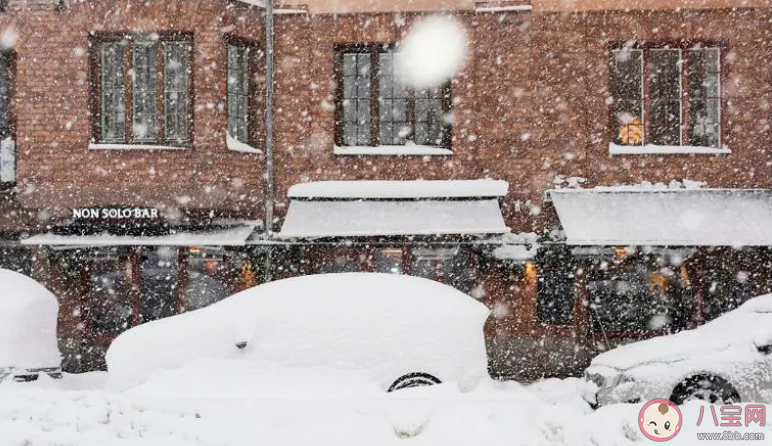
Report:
262,0,275,282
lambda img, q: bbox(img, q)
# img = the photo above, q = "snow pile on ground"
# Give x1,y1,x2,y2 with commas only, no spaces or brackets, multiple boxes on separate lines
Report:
107,273,490,393
2,374,771,446
0,269,60,369
395,16,467,88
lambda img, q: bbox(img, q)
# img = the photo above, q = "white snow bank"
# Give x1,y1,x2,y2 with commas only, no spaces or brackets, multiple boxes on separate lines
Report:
0,269,60,369
287,180,508,199
395,16,468,89
5,377,763,446
107,273,490,393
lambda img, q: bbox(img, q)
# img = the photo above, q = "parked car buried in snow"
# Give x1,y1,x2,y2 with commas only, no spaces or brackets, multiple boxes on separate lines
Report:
0,269,62,383
584,293,772,407
106,273,490,396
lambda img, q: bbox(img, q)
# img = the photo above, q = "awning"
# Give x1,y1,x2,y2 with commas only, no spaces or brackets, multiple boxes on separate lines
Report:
278,199,509,238
21,225,257,247
549,189,772,246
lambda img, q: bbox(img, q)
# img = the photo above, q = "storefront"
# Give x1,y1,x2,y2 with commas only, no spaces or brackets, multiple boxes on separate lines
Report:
489,188,772,380
20,207,263,371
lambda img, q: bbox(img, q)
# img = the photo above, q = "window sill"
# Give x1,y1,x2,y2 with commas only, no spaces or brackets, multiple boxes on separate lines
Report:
226,133,263,155
89,143,188,151
609,143,731,155
334,145,452,156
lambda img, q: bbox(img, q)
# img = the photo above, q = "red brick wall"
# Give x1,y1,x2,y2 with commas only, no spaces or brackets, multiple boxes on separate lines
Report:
0,0,266,229
270,8,772,233
0,3,770,234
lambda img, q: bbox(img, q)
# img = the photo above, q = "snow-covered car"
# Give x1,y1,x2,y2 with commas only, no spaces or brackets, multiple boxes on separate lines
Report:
584,293,772,407
106,273,490,396
0,269,62,383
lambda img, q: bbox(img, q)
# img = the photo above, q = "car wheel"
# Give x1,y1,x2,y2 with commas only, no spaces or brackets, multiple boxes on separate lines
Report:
670,375,740,405
388,372,442,392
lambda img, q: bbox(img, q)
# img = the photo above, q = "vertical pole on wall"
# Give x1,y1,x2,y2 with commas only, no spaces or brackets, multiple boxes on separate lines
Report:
263,0,275,282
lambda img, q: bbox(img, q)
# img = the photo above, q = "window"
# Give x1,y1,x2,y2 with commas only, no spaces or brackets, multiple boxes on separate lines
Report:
534,248,576,326
610,43,722,148
92,34,192,145
335,45,452,148
0,52,13,186
227,39,263,145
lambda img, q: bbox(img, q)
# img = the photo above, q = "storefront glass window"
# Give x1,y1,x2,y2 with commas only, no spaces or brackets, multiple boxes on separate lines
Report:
411,247,472,292
589,263,692,332
140,247,178,323
184,247,232,311
374,248,403,274
88,250,133,335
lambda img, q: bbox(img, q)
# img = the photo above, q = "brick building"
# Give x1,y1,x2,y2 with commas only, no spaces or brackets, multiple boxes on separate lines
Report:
0,0,771,378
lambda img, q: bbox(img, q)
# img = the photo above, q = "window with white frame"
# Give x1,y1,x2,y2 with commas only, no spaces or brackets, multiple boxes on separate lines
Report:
610,43,722,149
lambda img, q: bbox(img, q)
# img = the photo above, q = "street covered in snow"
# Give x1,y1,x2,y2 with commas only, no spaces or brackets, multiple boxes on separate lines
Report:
1,375,770,446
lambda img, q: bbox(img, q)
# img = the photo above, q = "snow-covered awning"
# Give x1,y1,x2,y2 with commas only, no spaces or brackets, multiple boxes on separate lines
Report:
549,189,772,246
21,225,257,247
279,180,510,239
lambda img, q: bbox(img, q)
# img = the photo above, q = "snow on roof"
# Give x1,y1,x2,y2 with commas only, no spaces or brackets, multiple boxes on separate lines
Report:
278,199,509,238
287,180,509,199
0,269,60,368
549,188,772,246
21,225,256,247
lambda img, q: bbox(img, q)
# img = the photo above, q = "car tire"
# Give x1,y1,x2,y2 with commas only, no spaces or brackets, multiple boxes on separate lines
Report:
388,372,442,392
670,375,741,405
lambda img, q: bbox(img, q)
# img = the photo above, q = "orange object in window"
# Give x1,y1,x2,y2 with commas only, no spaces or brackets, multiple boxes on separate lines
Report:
618,118,643,145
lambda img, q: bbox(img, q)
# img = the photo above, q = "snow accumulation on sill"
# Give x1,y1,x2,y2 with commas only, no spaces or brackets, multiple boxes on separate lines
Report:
227,133,263,155
609,143,731,155
334,145,453,156
89,143,186,151
475,5,533,12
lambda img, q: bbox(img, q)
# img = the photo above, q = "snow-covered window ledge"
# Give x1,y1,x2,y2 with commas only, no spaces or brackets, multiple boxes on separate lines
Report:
609,143,732,156
89,143,188,151
227,133,263,155
334,145,452,157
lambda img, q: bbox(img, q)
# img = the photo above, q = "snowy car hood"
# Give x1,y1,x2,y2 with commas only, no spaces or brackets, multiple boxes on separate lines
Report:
590,294,772,371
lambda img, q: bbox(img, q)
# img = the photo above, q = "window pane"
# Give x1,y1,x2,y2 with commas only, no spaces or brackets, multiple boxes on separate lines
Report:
374,249,403,274
141,247,178,324
610,48,643,145
100,42,126,141
132,43,158,140
0,54,10,137
377,50,408,145
227,44,250,143
688,48,721,148
340,51,371,146
648,49,682,146
164,41,190,141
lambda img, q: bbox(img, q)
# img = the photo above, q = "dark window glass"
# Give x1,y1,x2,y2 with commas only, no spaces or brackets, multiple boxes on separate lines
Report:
648,49,682,146
164,41,190,141
140,247,178,324
610,48,643,145
536,264,575,325
132,43,158,140
0,53,14,185
227,44,250,143
341,53,372,146
688,48,721,148
100,42,126,142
